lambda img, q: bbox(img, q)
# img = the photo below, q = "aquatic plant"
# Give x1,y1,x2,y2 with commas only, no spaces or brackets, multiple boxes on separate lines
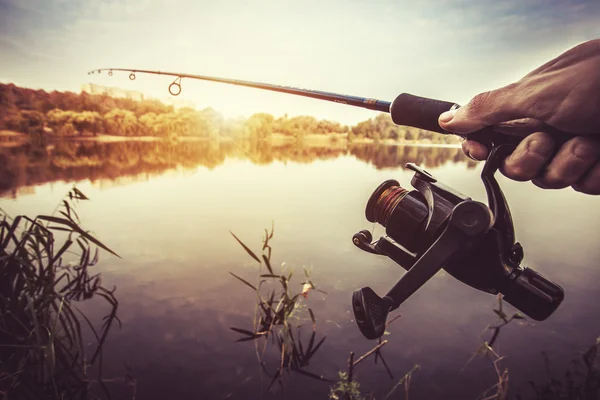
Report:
228,222,331,390
0,187,124,400
464,295,600,400
229,224,419,399
520,337,600,400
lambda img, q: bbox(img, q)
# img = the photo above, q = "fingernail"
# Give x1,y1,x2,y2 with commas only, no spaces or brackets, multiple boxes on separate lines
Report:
465,150,476,161
439,109,457,124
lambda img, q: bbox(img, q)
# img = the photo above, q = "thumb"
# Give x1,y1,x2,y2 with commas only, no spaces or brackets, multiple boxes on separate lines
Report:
438,84,525,134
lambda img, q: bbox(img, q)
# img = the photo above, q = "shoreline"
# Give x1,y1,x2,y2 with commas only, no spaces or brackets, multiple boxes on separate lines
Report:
0,131,461,148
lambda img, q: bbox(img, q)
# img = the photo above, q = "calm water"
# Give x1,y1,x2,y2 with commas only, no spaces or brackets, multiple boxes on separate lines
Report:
1,140,599,399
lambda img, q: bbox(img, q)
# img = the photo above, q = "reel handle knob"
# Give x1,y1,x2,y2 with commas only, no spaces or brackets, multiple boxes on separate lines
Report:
503,267,565,321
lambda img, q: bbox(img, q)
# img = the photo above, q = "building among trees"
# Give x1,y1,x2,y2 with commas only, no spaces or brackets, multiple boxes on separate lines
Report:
81,83,144,102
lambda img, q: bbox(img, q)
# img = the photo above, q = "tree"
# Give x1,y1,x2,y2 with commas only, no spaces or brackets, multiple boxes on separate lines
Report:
247,113,274,140
71,111,102,136
19,110,44,135
139,112,158,136
103,109,138,136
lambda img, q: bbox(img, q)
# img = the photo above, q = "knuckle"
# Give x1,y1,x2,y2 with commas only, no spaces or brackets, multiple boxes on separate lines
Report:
524,133,555,158
569,137,600,161
502,163,533,181
467,91,493,116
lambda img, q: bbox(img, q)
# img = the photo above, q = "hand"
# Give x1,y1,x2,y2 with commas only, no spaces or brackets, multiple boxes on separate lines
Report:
438,39,600,195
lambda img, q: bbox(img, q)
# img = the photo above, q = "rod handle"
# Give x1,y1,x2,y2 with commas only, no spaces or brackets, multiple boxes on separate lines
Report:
389,93,578,147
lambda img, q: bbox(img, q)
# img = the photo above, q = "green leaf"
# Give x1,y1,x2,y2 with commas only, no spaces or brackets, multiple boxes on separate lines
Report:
230,327,257,336
37,215,120,258
0,216,21,250
230,231,260,263
37,215,72,226
50,240,73,266
229,272,257,291
72,187,89,200
493,309,508,321
77,229,120,258
512,313,525,320
308,308,316,332
236,336,260,342
62,199,79,222
307,336,326,358
262,254,273,274
47,226,74,233
262,229,269,250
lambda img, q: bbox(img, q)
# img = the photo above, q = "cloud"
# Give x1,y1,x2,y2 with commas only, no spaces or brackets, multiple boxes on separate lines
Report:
1,0,599,123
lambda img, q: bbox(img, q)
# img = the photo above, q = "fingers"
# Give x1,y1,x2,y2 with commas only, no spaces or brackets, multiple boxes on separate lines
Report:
438,83,529,134
532,136,600,191
572,163,600,195
462,140,490,161
501,132,555,181
499,133,600,194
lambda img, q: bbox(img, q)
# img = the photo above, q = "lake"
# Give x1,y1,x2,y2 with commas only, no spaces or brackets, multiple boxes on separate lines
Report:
1,139,599,399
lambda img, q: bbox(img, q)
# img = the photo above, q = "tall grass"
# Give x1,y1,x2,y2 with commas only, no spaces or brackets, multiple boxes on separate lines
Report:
0,187,123,400
464,295,600,400
229,224,419,399
228,223,331,391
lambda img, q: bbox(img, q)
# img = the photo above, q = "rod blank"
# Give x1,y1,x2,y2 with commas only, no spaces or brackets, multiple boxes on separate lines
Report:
88,68,391,113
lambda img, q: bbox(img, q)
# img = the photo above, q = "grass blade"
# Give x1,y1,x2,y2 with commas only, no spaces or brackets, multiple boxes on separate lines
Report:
308,308,316,332
229,272,257,291
230,231,261,263
230,327,258,337
71,187,89,200
262,255,273,274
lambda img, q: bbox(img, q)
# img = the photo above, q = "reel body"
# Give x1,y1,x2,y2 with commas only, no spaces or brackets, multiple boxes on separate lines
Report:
352,145,565,340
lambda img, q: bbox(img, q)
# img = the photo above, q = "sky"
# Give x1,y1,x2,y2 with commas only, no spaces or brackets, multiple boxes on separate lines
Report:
1,0,599,125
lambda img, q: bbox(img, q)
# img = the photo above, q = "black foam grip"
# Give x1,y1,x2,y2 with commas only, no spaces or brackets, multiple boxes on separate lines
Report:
390,93,454,135
389,93,589,148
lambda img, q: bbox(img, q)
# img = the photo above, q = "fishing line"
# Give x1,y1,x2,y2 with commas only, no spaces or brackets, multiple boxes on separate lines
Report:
372,186,409,226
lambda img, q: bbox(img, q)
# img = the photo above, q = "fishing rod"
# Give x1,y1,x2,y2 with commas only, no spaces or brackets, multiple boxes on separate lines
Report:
88,67,569,338
87,68,575,148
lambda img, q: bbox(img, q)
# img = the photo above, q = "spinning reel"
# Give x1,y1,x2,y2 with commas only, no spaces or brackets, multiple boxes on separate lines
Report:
351,144,565,340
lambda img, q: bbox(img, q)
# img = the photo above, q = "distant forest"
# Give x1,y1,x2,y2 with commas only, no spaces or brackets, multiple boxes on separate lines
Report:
0,83,460,144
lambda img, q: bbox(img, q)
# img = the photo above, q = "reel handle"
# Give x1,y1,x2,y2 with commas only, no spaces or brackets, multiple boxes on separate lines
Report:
389,93,579,148
503,267,564,321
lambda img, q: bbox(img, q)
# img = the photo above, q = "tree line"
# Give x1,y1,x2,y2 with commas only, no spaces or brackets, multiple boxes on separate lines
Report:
0,83,460,144
1,140,474,198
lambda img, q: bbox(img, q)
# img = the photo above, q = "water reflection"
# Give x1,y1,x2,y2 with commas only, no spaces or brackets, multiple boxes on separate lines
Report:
1,139,597,400
0,139,476,198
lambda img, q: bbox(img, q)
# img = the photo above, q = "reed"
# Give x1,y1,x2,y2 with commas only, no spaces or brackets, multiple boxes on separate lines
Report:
228,222,331,391
229,224,419,399
0,187,123,400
